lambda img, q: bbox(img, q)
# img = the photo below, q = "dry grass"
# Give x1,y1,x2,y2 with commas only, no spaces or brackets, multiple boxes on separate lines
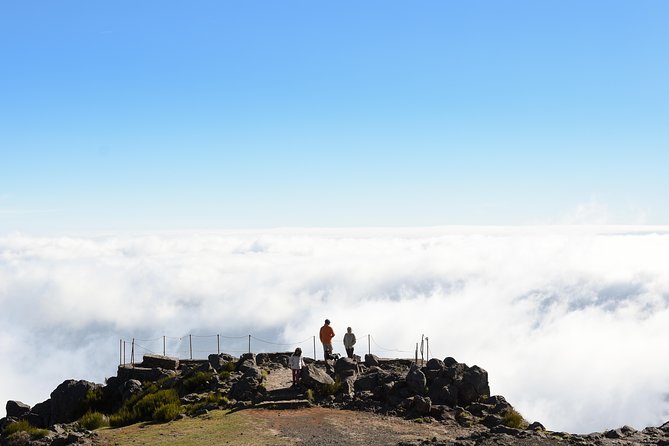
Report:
96,409,294,446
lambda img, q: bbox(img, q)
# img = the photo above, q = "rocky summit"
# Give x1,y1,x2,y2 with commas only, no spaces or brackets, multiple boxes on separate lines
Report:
1,352,668,446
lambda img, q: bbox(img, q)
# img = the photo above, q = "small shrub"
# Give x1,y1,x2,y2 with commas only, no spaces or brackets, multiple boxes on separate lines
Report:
219,370,231,380
134,389,180,420
109,407,136,427
320,377,342,396
502,408,529,429
306,389,314,403
206,392,222,404
3,420,49,438
110,388,181,427
152,403,182,422
183,371,214,392
223,361,236,372
78,411,109,430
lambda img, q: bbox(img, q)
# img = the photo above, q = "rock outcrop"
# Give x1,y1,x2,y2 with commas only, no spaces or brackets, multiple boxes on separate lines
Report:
4,352,669,446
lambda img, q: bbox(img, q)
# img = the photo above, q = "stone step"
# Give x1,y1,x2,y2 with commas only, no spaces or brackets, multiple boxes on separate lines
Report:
254,399,312,410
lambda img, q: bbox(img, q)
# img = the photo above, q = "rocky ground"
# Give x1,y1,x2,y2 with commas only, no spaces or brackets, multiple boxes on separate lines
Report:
3,352,669,446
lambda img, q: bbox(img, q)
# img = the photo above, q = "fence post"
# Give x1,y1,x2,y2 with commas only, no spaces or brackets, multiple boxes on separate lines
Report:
119,339,122,366
189,334,193,360
414,343,418,365
426,337,429,362
248,335,251,353
163,336,166,357
123,341,126,366
131,338,135,366
368,334,371,356
313,336,316,361
217,334,220,355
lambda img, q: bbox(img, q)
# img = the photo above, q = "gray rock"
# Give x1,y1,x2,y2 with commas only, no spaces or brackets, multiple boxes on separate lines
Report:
141,354,179,370
117,365,176,383
242,365,263,380
236,353,257,374
122,379,142,401
229,377,261,401
255,353,271,365
301,363,335,391
208,353,235,371
6,400,30,418
604,428,625,439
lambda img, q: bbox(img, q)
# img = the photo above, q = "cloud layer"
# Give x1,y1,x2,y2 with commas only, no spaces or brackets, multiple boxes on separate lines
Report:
1,227,669,433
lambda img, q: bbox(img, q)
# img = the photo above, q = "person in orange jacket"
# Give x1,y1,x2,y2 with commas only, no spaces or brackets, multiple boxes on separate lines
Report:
319,319,335,360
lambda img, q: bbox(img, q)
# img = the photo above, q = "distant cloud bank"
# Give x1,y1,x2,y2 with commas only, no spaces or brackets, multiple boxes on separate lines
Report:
1,226,669,432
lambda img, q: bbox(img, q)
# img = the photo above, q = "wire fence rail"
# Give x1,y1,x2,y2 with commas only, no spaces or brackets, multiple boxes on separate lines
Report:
119,332,431,366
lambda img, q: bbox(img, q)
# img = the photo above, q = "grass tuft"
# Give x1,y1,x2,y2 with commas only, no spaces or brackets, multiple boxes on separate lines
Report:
152,403,183,422
2,420,49,439
79,411,109,430
502,408,529,429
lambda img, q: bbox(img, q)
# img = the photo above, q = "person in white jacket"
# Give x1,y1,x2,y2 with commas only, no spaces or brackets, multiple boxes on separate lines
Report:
343,327,356,359
289,347,304,387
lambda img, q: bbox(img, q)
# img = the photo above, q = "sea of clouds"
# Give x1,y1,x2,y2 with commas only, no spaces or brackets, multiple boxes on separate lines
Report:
1,226,669,433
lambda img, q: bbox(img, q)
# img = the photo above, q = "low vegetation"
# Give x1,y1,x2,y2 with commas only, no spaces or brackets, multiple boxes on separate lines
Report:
502,408,529,429
182,371,214,392
110,388,182,427
78,410,109,430
2,420,49,439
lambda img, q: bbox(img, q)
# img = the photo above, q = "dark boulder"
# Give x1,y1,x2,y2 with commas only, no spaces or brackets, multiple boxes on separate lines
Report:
50,379,100,424
229,377,262,401
26,399,52,428
427,360,490,407
354,373,379,392
5,400,30,418
528,421,545,431
412,395,432,415
364,354,380,367
117,365,176,383
334,358,358,379
406,365,427,395
426,358,444,370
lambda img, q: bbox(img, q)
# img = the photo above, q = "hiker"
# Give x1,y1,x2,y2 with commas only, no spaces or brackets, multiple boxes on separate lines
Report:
319,319,335,360
343,326,356,359
289,347,304,386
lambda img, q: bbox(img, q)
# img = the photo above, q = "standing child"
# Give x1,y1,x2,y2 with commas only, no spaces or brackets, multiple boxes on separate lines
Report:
289,347,304,387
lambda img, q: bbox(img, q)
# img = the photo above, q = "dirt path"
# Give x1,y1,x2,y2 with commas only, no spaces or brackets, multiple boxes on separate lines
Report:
255,366,473,445
247,407,472,446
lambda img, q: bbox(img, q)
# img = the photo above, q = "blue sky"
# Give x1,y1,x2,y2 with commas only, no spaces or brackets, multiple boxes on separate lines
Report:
1,1,668,232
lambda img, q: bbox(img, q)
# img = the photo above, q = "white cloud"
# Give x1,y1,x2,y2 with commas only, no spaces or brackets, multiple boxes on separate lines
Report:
2,227,669,433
